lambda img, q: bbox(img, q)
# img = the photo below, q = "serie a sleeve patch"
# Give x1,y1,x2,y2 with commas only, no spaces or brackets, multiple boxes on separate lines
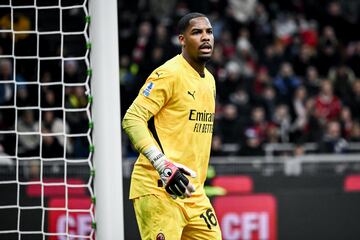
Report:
143,82,155,97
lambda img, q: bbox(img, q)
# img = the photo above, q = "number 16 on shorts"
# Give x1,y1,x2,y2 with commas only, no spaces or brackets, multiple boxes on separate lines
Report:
200,209,218,230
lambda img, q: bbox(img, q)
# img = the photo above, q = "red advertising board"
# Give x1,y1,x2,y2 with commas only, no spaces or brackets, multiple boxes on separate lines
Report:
214,194,277,240
48,197,93,240
26,178,86,198
344,175,360,192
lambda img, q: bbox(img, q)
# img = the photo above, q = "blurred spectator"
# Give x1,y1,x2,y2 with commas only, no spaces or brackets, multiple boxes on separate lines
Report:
262,43,285,77
318,120,348,153
328,64,356,102
229,87,252,120
0,11,32,43
132,20,153,64
148,0,176,22
265,124,280,144
273,62,301,105
218,30,236,60
273,12,297,46
257,85,277,121
0,31,12,56
42,89,57,108
17,110,40,157
239,127,264,156
119,54,140,112
248,106,268,142
253,66,271,96
66,111,88,135
317,26,340,76
303,97,323,142
217,60,241,102
41,128,63,158
235,28,257,79
64,60,81,83
0,144,12,166
226,0,257,24
292,44,317,77
71,137,89,159
304,66,321,97
211,135,227,156
350,122,360,142
293,143,305,156
0,59,14,105
65,86,87,109
339,106,353,139
153,22,171,49
118,10,137,56
28,160,40,180
314,79,341,125
42,111,68,147
209,11,226,41
251,3,272,54
321,1,352,44
347,80,360,121
217,104,243,144
285,143,305,176
207,45,225,79
291,86,308,135
272,104,292,142
298,15,318,47
346,41,360,77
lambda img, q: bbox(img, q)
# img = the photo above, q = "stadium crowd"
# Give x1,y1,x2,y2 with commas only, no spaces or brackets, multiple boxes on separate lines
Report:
0,0,359,159
0,3,89,162
119,0,360,157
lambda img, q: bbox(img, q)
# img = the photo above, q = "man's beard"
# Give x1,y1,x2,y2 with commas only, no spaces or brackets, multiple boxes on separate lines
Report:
198,55,211,63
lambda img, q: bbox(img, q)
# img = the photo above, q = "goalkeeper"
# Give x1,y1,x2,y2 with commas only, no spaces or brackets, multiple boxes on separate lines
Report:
122,12,222,240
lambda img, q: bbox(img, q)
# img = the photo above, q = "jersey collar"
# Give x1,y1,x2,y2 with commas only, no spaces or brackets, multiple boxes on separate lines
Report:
178,54,206,79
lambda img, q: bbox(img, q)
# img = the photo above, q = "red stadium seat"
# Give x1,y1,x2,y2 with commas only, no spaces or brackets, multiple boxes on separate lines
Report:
212,175,253,194
344,175,360,192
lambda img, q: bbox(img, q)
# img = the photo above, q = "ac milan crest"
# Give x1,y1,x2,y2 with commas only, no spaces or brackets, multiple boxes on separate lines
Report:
156,232,165,240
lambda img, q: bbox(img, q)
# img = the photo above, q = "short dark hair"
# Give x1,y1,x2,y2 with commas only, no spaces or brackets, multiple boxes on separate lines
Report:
177,12,206,34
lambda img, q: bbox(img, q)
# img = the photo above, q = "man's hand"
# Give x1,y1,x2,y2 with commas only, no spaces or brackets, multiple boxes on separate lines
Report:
160,160,196,199
144,146,197,199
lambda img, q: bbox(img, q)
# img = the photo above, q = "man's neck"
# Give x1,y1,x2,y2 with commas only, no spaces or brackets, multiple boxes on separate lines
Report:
182,52,205,77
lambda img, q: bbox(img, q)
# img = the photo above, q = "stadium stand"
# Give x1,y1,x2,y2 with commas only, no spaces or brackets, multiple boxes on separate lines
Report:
118,0,360,157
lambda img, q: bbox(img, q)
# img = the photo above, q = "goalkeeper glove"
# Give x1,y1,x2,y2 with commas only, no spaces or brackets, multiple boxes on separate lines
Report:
144,146,196,199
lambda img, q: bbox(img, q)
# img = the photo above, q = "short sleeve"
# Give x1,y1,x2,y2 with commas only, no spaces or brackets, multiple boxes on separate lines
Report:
134,68,174,115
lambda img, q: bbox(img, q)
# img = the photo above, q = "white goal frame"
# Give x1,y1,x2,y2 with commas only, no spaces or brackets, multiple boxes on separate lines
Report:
89,0,124,239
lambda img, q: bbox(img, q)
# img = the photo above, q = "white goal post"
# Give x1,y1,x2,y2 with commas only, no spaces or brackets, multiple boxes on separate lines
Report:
89,0,124,239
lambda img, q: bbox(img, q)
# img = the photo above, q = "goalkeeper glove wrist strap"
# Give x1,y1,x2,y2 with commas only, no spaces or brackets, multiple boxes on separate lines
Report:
143,146,166,172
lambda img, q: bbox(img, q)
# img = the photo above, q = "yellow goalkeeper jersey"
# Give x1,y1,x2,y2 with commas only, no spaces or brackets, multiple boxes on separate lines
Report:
129,54,216,201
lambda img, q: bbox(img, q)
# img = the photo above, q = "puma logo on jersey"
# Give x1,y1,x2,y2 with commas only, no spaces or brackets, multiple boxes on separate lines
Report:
187,91,195,100
155,71,163,77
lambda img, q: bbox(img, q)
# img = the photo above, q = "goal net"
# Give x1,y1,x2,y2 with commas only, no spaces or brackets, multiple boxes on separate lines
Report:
0,0,95,239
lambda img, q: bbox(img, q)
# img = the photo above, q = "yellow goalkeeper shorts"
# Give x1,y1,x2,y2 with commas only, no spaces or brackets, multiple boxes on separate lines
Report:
133,193,222,240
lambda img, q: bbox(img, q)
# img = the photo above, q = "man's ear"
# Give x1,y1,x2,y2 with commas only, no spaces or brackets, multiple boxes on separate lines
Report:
178,34,185,48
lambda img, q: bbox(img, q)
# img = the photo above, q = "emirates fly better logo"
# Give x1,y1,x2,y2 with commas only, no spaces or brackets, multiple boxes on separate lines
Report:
188,109,215,133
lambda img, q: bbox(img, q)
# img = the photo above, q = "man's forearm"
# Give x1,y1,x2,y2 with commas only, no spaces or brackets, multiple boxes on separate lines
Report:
122,102,155,153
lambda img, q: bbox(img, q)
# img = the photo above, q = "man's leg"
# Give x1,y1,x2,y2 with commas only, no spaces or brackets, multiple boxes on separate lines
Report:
133,194,187,240
181,196,222,240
